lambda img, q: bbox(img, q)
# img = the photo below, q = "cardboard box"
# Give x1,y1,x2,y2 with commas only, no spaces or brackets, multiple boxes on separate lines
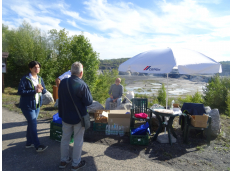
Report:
173,103,179,108
108,110,131,132
95,116,108,123
94,110,110,119
190,114,209,128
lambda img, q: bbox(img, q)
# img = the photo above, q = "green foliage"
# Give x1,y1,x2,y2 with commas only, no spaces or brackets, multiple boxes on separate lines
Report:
177,91,204,105
48,29,100,92
2,24,11,52
157,83,166,106
71,34,100,91
225,90,230,117
99,58,130,70
4,21,54,90
134,94,149,98
148,99,158,108
203,75,230,114
191,91,204,103
3,21,99,93
91,69,124,105
219,61,230,76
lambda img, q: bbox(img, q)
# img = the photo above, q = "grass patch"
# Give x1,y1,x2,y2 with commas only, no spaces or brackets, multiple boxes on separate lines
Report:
3,87,58,119
196,145,207,152
135,88,143,92
163,152,173,158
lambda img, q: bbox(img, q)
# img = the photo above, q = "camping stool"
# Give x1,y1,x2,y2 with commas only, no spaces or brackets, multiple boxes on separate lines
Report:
110,102,117,110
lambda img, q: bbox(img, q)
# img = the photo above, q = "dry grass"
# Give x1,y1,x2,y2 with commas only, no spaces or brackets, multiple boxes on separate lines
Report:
2,87,58,119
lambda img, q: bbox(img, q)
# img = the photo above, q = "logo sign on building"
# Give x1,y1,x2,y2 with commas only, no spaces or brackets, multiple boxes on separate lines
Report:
143,66,160,71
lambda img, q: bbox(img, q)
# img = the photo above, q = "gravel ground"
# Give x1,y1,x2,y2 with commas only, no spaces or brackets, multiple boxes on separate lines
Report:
84,114,230,171
84,75,230,171
2,108,173,171
2,75,230,171
2,107,230,171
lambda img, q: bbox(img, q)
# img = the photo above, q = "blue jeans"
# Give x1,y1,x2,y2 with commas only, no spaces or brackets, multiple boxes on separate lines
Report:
105,97,122,110
21,108,40,148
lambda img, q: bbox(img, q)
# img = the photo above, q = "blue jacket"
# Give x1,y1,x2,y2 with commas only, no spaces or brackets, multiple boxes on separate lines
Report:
18,73,47,110
58,75,93,124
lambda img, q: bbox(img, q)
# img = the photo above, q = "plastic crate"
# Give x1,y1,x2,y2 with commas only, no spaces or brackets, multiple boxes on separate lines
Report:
93,122,107,131
132,98,148,114
110,102,117,110
130,128,149,146
50,121,74,143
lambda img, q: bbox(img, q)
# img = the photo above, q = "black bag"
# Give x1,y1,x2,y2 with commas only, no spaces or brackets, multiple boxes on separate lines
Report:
66,79,90,130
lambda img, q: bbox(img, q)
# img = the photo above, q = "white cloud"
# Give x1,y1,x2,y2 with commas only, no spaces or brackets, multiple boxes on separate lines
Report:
67,20,83,30
197,0,222,4
2,0,230,61
2,20,17,30
61,9,85,21
3,1,63,32
53,0,231,61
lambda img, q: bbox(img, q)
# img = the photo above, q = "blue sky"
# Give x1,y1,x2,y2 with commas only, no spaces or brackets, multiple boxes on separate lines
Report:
2,0,230,61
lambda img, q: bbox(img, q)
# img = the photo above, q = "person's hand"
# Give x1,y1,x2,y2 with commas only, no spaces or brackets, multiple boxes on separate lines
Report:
113,99,116,103
37,84,44,90
36,88,42,93
36,85,43,93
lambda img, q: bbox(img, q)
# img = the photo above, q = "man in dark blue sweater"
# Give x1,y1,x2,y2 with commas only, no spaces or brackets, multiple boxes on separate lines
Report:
58,61,93,171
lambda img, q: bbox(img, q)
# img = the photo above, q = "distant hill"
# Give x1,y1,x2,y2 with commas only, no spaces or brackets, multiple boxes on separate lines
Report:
99,59,230,76
99,58,130,70
220,61,230,76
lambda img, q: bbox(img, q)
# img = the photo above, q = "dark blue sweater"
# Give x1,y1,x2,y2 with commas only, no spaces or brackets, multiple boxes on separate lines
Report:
58,75,93,124
18,73,47,110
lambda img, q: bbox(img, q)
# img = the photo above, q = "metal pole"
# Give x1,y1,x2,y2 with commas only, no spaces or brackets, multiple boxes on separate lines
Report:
166,73,168,109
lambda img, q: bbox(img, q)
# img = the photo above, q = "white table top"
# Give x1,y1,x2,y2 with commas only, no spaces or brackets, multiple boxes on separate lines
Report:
152,108,182,117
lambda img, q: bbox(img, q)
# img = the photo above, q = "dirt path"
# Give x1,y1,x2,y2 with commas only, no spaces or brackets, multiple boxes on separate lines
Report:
3,107,230,171
2,108,173,171
84,112,230,171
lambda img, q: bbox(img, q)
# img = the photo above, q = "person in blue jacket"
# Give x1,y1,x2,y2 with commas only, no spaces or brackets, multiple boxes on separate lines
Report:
58,61,93,170
18,61,48,152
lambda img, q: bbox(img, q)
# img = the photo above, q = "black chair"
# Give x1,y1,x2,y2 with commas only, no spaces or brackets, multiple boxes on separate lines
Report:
180,103,206,131
181,103,212,146
130,98,152,132
183,114,211,146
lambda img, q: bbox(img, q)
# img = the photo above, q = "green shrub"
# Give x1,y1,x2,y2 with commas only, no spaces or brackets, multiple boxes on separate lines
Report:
191,91,204,103
203,75,230,114
148,99,159,108
157,83,166,106
177,91,204,105
134,94,149,99
91,69,124,105
3,21,100,93
225,90,230,117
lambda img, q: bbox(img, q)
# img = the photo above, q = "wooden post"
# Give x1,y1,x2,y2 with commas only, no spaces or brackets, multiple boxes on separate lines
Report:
53,85,58,101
